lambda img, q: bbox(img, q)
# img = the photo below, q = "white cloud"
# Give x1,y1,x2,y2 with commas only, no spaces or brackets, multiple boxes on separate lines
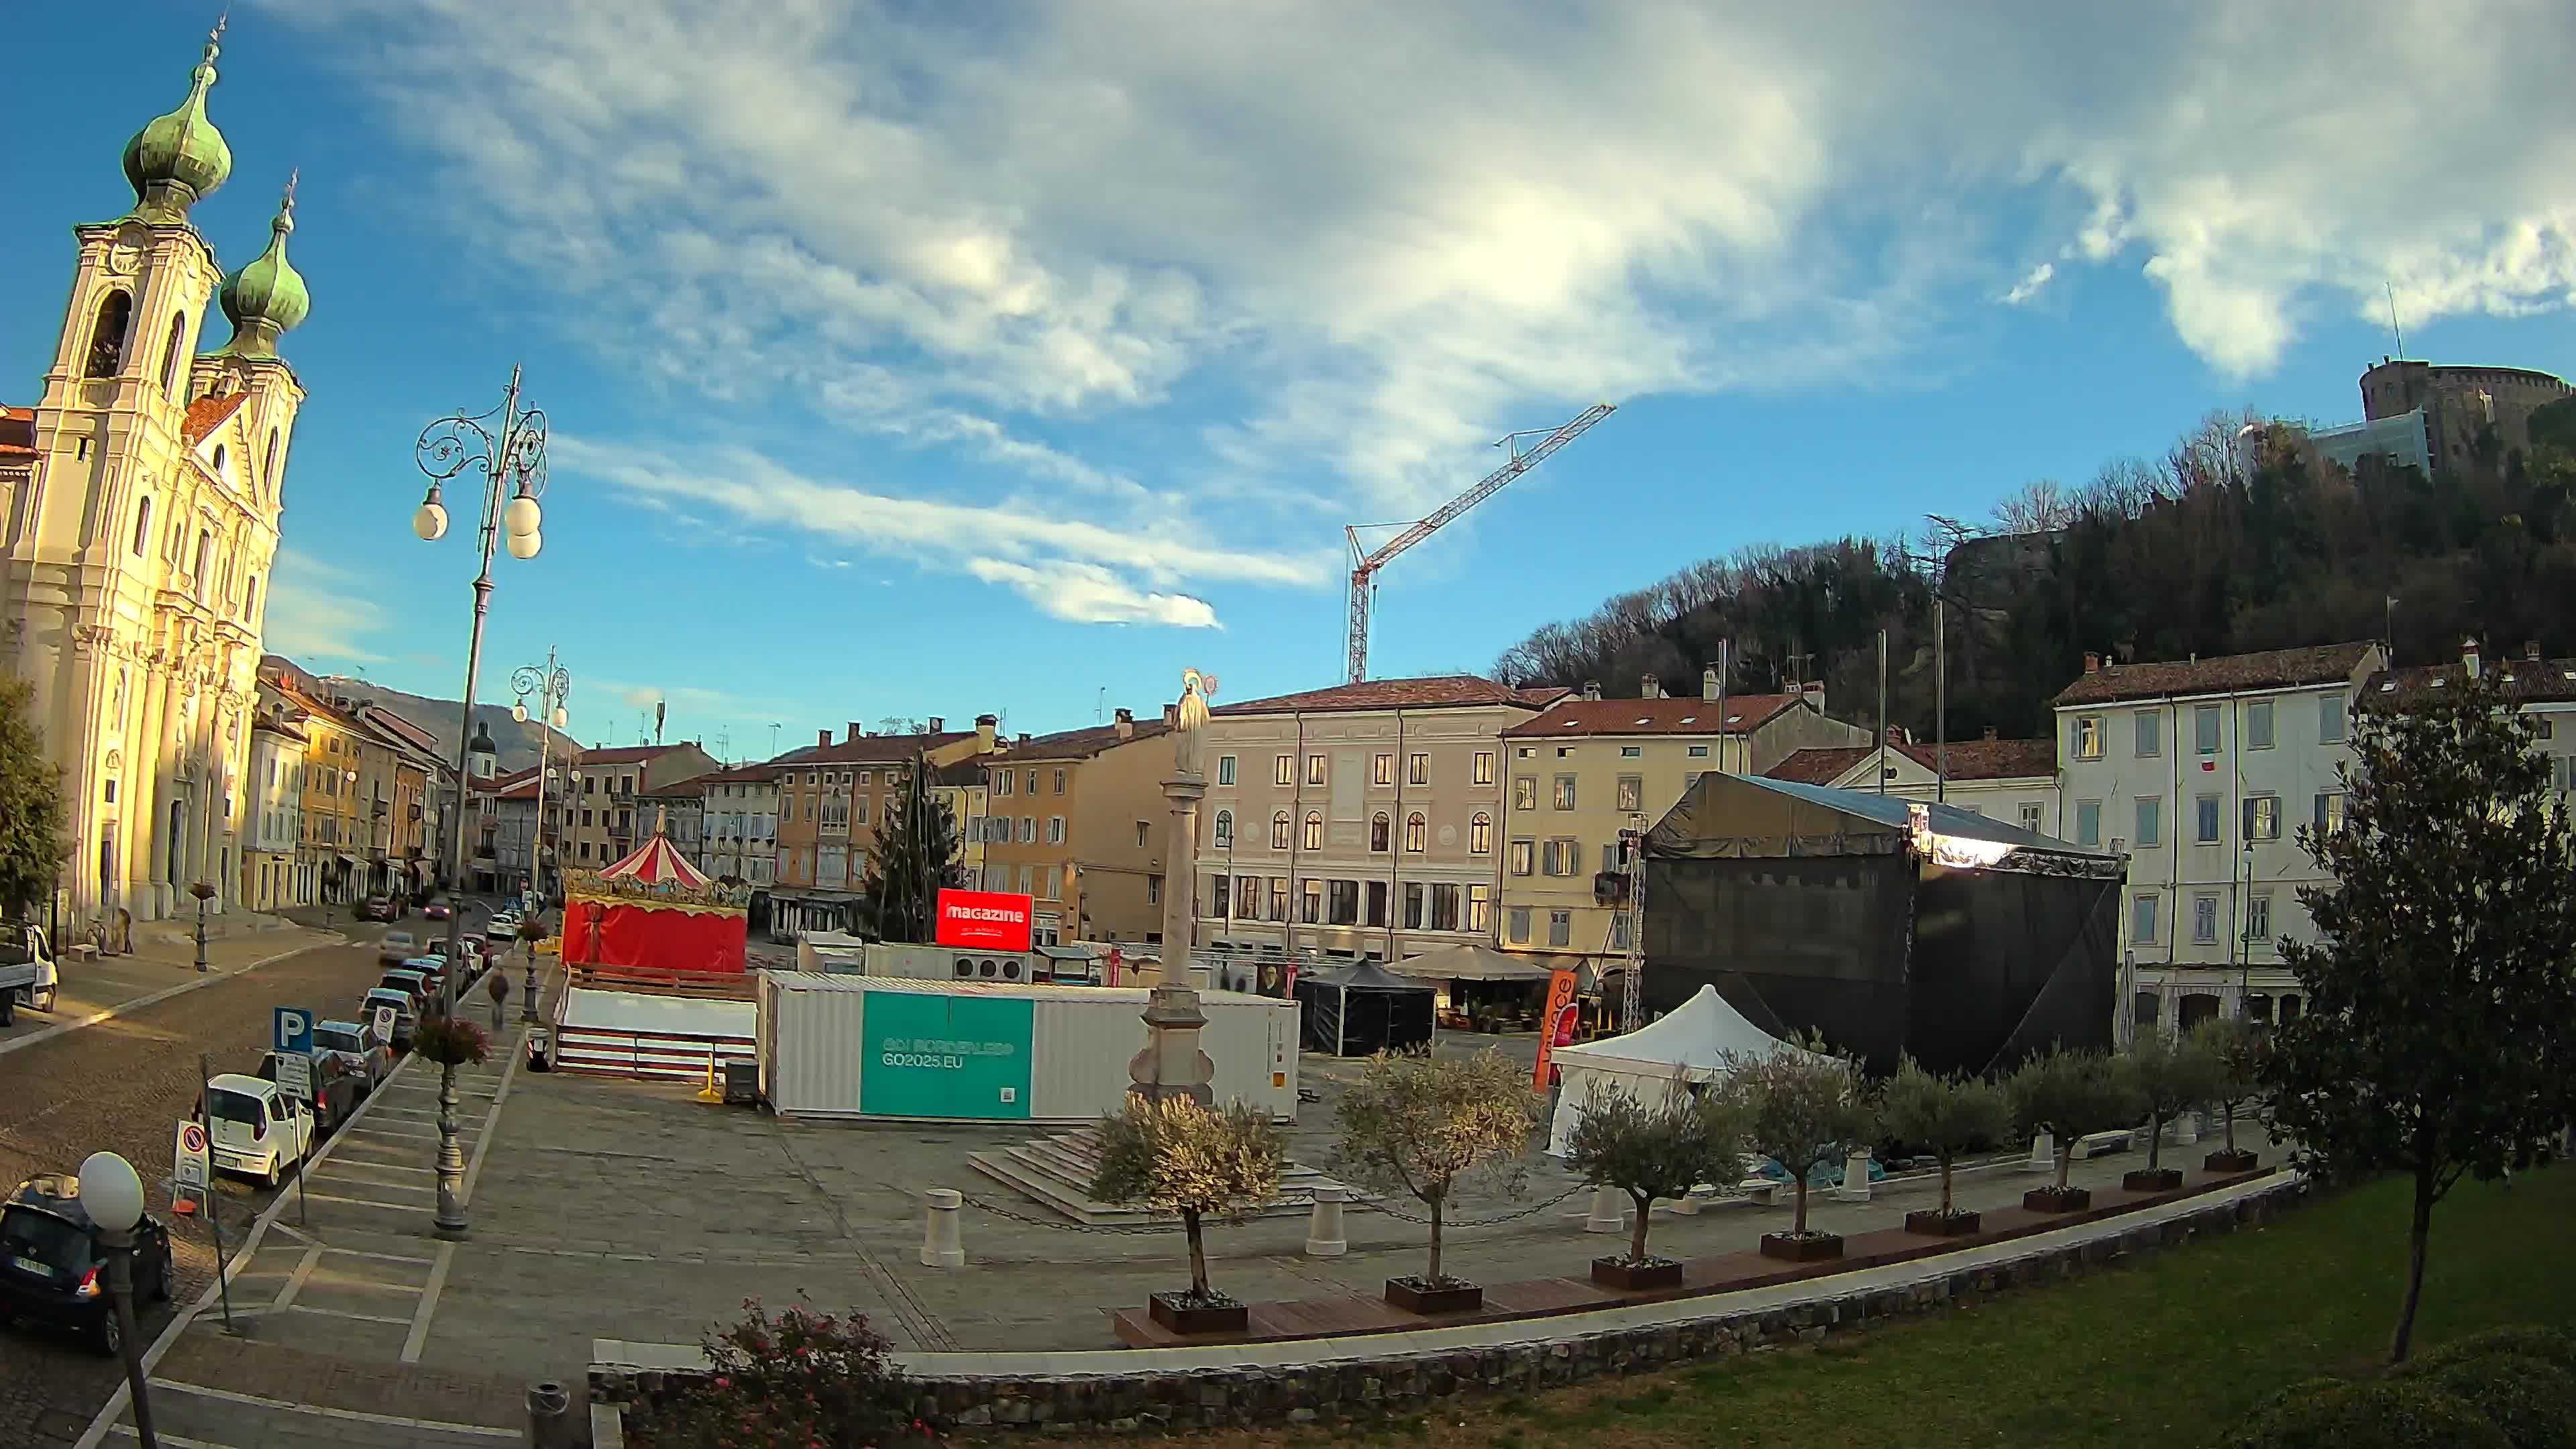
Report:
2000,263,2055,307
264,547,389,663
967,559,1220,628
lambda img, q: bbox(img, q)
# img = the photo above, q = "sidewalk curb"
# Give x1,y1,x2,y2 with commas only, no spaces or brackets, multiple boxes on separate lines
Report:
0,935,346,1061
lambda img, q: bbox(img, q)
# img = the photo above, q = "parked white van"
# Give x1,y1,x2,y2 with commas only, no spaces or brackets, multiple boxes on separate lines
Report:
195,1073,314,1189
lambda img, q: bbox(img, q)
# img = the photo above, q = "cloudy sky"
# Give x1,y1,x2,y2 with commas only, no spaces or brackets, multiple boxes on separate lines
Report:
5,1,2571,755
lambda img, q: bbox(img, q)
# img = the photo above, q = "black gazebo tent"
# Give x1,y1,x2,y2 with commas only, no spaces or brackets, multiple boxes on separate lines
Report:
1295,959,1437,1056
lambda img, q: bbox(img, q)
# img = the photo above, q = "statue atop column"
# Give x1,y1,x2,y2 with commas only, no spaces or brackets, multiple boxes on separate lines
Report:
1173,667,1216,780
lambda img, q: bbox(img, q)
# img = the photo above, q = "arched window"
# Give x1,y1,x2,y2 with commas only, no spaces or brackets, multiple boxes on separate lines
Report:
1470,812,1492,854
1271,811,1291,850
158,313,188,396
85,290,133,378
211,443,227,476
264,428,280,497
1302,812,1323,851
1405,811,1427,852
131,495,153,557
1370,812,1390,852
194,529,211,595
1212,809,1232,849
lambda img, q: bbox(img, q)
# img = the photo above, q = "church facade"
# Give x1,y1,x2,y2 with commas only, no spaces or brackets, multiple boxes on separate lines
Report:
0,24,312,929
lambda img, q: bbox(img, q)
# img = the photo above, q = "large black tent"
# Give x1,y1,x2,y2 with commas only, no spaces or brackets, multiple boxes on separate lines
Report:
1642,773,2121,1076
1295,959,1437,1056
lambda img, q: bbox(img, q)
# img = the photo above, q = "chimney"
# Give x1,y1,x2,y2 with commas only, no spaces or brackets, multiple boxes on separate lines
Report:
1114,707,1134,740
1161,702,1179,728
1984,725,1998,741
817,729,831,748
1884,724,1904,744
2083,652,2100,674
1640,674,1662,699
1801,681,1825,710
1702,666,1721,702
1582,680,1602,702
847,721,864,743
928,716,945,733
1017,733,1031,746
2463,637,2481,679
2524,641,2541,662
975,713,998,752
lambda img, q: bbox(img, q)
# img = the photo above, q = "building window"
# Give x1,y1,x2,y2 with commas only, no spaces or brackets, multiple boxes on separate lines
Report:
1024,770,1038,795
1213,810,1232,849
1507,906,1532,945
158,313,188,395
1509,839,1534,876
1270,877,1290,920
995,771,1012,797
1020,816,1036,843
1234,874,1260,920
2073,714,2102,761
2245,700,2275,750
1328,879,1359,924
1407,753,1430,786
1209,875,1228,917
2133,796,2161,847
2320,695,2347,744
1302,878,1324,924
1216,755,1236,786
1404,812,1427,852
1275,755,1293,786
1513,775,1536,810
2192,893,2220,944
1430,884,1461,931
1306,755,1326,786
1547,909,1570,947
2314,792,2347,835
2196,794,2221,843
1136,820,1150,848
1403,881,1425,929
85,288,132,378
1552,775,1576,810
1688,743,1709,758
1364,879,1388,926
1473,751,1495,786
2134,710,2161,757
1609,912,1632,951
131,496,153,557
2074,800,2101,847
1615,775,1642,812
2243,794,2279,842
1048,816,1066,845
1373,753,1394,786
1272,812,1291,849
1543,837,1580,875
1466,883,1490,933
2020,801,2045,833
2131,893,2159,944
1470,812,1491,853
1302,812,1322,851
1053,769,1067,794
2245,890,2272,944
1370,812,1391,852
2195,705,2222,755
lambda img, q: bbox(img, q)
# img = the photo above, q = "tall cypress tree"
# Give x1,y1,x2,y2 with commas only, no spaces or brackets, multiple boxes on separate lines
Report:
860,753,963,942
0,678,70,920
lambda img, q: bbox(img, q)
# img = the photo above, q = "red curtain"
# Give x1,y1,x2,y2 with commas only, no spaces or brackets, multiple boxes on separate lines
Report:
562,901,745,975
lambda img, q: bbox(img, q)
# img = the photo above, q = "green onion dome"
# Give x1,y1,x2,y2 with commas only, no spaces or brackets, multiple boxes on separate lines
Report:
122,28,232,224
215,178,310,359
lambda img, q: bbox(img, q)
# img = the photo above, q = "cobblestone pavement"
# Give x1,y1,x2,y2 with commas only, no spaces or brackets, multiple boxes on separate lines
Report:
0,900,504,1446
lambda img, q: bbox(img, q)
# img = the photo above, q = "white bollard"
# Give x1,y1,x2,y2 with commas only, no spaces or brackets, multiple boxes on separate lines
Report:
2172,1110,2199,1146
1585,1185,1627,1234
2023,1132,2057,1175
1303,1185,1349,1257
919,1188,965,1268
1668,1186,1703,1216
1827,1148,1872,1203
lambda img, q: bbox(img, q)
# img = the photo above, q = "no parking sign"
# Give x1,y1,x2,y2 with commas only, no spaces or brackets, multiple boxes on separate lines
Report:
174,1118,209,1193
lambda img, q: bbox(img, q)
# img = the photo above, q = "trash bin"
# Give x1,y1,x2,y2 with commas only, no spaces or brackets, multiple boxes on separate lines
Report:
525,1027,553,1073
721,1059,759,1106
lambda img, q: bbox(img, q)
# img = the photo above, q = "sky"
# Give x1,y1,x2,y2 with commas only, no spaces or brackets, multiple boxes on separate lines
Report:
5,1,2572,760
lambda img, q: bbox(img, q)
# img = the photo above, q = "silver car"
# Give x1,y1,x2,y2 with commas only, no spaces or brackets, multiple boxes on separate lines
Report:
311,1018,392,1091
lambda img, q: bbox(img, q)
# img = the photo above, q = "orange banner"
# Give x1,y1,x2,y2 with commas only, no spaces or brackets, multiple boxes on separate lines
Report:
1532,969,1580,1091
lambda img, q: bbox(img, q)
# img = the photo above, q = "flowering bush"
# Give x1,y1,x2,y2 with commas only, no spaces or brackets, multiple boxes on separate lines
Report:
637,1298,914,1448
409,1014,490,1067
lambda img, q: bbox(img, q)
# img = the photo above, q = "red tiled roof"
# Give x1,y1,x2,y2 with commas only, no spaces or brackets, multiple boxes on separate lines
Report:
1216,675,1551,716
1502,694,1805,738
1764,746,1873,784
2368,655,2576,706
694,763,781,784
2051,643,2378,706
181,392,247,448
764,732,974,771
0,405,34,462
1004,718,1172,761
472,767,545,800
576,744,697,765
1766,736,2057,786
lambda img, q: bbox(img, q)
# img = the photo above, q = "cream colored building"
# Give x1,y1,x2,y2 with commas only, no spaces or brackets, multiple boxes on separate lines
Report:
1767,731,2062,838
699,763,781,889
1,32,309,927
932,757,989,899
1493,678,1872,971
240,704,305,910
981,710,1176,947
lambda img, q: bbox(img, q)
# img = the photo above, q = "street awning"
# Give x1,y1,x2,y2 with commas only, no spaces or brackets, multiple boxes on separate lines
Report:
1383,943,1559,982
335,853,360,867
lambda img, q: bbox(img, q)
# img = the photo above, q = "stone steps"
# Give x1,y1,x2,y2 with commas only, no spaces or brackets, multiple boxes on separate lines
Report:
967,1128,1367,1226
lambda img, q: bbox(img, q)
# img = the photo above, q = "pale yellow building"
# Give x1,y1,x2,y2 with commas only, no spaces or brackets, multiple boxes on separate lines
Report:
1,30,309,927
932,757,989,898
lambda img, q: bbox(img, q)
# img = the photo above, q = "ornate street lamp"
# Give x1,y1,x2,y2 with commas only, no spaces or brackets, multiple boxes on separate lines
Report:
413,366,548,1239
513,650,570,1023
78,1151,157,1447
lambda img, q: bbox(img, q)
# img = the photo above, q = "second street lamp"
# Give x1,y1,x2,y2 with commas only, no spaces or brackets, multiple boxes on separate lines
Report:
513,649,570,1022
414,364,549,1240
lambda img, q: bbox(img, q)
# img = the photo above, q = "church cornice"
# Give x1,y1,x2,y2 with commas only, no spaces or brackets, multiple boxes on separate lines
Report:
74,217,222,280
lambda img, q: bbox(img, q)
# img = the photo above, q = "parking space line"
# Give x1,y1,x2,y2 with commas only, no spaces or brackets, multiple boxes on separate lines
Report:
297,1275,425,1297
144,1381,519,1439
401,1242,456,1364
285,1303,415,1326
109,1427,241,1449
323,1246,435,1266
269,1246,323,1313
343,1124,437,1142
302,1190,429,1212
315,1159,437,1178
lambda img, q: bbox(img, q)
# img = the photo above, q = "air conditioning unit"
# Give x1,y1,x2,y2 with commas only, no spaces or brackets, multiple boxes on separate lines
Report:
869,942,1036,985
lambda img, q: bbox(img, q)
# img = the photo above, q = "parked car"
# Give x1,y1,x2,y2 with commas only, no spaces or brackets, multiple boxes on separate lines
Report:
377,929,419,966
311,1018,392,1091
378,969,432,1013
0,1172,174,1356
360,987,418,1049
488,910,521,936
405,957,453,997
422,898,452,922
191,1073,313,1190
255,1051,364,1135
360,894,398,923
0,920,60,1026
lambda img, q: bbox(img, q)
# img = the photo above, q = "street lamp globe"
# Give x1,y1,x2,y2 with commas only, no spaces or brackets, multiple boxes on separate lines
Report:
502,494,541,539
550,705,568,729
77,1151,144,1234
513,700,529,724
413,498,449,542
505,529,541,561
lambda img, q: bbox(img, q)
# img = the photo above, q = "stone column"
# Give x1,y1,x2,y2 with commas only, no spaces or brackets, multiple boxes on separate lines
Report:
1126,985,1215,1109
1160,774,1204,981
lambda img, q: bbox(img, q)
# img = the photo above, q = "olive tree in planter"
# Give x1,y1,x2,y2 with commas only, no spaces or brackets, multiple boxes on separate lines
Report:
1724,1039,1873,1263
2123,1028,2221,1191
1562,1074,1750,1289
1878,1056,2011,1236
1330,1049,1538,1314
2195,1018,2265,1173
2006,1046,2139,1213
1090,1095,1285,1336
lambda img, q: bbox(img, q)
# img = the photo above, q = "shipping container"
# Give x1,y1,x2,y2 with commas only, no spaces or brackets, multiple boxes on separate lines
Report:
758,972,1299,1123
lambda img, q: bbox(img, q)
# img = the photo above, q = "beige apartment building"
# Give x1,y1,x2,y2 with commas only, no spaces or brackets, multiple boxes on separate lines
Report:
698,763,781,890
769,717,994,938
932,758,989,900
1191,676,1564,963
564,742,718,874
1493,674,1871,971
979,710,1175,947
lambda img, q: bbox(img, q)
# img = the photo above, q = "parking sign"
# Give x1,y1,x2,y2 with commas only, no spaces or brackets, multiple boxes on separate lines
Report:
273,1007,314,1057
370,1002,397,1046
174,1120,209,1193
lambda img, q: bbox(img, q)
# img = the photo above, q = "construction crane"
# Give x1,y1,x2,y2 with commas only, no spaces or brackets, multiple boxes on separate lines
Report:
1343,403,1617,683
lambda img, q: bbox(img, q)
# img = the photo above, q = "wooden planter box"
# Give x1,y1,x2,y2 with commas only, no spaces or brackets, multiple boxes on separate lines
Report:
1147,1291,1248,1336
1904,1208,1982,1236
2023,1186,2092,1214
2123,1167,2185,1193
2204,1148,2260,1173
1759,1231,1844,1263
1384,1277,1483,1315
1590,1256,1685,1291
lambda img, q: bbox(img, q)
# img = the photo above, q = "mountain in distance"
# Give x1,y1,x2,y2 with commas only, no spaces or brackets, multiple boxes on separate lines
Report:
313,676,579,775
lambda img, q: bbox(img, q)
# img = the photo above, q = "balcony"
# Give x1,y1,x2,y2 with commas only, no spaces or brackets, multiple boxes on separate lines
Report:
1592,871,1631,906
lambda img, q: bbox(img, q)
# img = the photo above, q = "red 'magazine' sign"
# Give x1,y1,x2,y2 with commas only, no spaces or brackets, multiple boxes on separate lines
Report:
934,888,1034,952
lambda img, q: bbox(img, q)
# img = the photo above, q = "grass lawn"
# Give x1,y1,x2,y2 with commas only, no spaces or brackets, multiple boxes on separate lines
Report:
1105,1166,2575,1449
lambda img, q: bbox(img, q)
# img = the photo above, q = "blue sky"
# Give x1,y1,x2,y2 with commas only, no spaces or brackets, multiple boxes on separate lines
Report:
6,1,2571,759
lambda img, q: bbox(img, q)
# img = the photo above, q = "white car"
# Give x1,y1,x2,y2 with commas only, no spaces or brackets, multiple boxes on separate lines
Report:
197,1073,315,1190
377,928,419,966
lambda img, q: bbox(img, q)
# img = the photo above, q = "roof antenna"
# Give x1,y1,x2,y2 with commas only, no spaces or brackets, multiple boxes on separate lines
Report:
2385,282,2406,360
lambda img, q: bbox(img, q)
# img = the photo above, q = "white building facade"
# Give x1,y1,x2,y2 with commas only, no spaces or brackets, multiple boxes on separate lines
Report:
240,709,305,911
702,767,779,888
1768,731,2063,839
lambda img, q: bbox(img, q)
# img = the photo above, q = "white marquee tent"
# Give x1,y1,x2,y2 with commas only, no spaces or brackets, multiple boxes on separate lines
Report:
1545,984,1826,1155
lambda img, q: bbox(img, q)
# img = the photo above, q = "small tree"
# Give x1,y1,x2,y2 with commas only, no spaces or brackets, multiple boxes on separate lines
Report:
1091,1096,1285,1305
858,755,962,943
0,678,70,921
1562,1075,1750,1265
2193,1018,2265,1159
2128,1029,2222,1172
1722,1039,1873,1238
2267,665,2576,1363
1330,1050,1538,1286
1877,1055,2011,1218
2006,1046,2139,1194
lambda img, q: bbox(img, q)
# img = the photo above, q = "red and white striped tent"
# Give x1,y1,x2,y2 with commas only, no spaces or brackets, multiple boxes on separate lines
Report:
596,812,711,889
559,808,745,974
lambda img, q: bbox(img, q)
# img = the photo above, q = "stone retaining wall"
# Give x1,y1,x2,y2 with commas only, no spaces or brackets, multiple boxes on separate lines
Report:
593,1177,2308,1437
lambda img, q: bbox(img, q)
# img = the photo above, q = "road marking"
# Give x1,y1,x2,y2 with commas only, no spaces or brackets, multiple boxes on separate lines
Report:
458,1030,527,1207
109,1428,241,1449
314,1158,437,1178
303,1190,430,1212
0,937,339,1059
269,1246,324,1313
401,1242,458,1364
143,1381,519,1439
343,1124,438,1143
323,1246,436,1267
286,1303,415,1326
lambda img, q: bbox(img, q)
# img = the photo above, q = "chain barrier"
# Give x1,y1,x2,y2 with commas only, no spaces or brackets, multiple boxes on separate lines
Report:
954,1183,1595,1234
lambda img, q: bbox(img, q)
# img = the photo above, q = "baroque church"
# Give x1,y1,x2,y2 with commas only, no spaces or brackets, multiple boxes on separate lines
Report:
0,24,310,928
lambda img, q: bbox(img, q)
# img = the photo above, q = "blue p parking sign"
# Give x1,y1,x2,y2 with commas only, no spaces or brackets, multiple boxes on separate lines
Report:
273,1006,313,1058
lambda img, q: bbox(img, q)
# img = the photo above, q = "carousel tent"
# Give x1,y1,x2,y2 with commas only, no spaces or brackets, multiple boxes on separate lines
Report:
561,810,750,975
1545,985,1819,1155
1383,942,1558,982
1295,959,1436,1057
